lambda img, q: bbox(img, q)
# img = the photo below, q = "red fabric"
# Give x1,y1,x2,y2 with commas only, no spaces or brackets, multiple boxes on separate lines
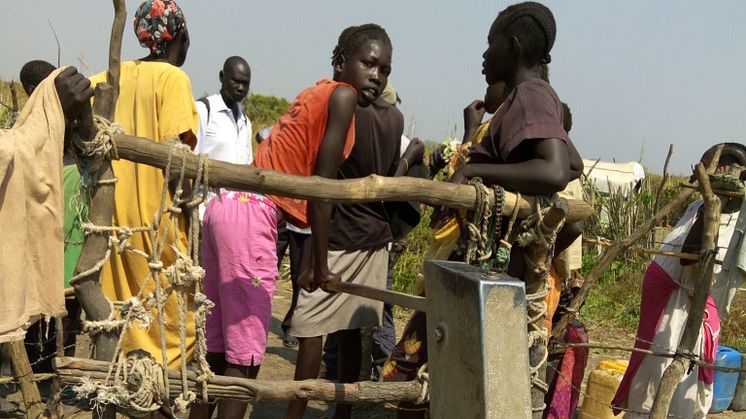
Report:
253,79,356,227
545,322,589,419
611,261,720,414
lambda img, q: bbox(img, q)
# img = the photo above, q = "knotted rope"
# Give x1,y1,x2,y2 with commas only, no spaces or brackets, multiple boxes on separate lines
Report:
415,364,430,406
75,115,122,187
75,351,166,416
515,198,565,412
71,118,215,412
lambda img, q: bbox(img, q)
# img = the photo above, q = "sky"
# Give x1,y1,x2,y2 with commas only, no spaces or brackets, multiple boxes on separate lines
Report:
1,1,744,175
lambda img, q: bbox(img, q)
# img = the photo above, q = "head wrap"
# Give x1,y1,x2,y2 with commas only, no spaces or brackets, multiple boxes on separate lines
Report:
380,82,400,105
134,0,186,57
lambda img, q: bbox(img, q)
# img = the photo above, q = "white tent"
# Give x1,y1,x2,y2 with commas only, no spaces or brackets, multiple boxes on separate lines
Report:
582,159,645,195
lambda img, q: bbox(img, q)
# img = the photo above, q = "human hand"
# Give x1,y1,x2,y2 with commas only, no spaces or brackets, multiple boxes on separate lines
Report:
404,137,425,165
54,67,94,122
318,271,342,293
463,100,486,132
428,144,448,175
449,166,469,185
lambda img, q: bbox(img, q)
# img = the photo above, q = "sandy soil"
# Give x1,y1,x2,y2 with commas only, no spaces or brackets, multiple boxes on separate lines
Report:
1,279,744,418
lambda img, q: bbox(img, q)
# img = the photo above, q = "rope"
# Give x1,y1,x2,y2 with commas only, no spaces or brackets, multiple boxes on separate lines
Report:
514,197,565,413
75,352,166,416
69,121,215,412
74,115,121,187
415,364,430,405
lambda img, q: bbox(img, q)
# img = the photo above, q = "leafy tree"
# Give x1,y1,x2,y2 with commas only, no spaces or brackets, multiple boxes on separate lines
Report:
244,93,290,134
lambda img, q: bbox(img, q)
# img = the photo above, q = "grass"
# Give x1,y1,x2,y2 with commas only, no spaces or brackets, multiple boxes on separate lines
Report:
391,206,434,294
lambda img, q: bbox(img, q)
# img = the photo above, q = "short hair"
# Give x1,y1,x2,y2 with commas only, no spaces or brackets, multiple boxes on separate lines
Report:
223,56,249,73
561,102,572,133
495,2,557,65
20,60,56,95
331,24,392,67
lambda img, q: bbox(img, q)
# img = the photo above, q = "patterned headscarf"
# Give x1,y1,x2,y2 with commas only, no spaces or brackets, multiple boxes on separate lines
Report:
133,0,186,57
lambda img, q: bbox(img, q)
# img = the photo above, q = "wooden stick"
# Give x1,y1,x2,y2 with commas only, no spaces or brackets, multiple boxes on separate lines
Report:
114,134,593,222
583,237,701,262
5,341,44,418
55,356,424,404
557,343,746,374
650,164,721,419
653,144,674,214
681,183,744,198
324,281,428,312
552,186,697,340
70,5,126,419
0,373,57,386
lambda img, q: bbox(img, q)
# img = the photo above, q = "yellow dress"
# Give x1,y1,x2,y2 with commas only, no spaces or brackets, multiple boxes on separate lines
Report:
91,61,198,368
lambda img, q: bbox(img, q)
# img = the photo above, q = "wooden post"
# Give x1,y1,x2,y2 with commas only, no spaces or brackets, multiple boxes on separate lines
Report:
112,133,593,222
71,0,126,363
5,340,44,418
650,164,720,418
70,2,126,419
424,261,532,419
522,199,568,417
55,356,423,404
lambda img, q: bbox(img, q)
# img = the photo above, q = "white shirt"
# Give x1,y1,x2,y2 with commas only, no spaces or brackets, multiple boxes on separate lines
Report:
195,93,252,219
195,93,252,165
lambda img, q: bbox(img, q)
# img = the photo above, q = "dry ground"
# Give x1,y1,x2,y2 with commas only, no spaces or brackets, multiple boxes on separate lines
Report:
2,278,745,418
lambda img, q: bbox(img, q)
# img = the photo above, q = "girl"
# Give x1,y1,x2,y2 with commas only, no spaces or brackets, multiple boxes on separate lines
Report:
612,144,746,418
382,3,580,417
193,23,392,419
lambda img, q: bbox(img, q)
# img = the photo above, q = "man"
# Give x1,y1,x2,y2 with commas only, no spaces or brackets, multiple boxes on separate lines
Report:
190,55,254,419
195,55,252,175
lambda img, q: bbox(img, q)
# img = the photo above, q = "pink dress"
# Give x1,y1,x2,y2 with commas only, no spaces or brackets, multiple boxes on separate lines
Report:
202,191,279,366
612,201,739,418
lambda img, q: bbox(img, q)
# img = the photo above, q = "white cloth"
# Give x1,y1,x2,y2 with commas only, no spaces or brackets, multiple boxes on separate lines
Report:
399,134,411,158
623,200,737,419
655,200,738,293
712,197,746,318
286,222,311,235
195,93,253,218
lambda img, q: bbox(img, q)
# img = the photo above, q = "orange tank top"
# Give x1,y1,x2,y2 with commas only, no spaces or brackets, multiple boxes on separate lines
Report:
253,79,356,228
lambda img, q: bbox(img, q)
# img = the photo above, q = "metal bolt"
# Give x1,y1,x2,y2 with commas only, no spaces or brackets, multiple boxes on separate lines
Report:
434,325,445,342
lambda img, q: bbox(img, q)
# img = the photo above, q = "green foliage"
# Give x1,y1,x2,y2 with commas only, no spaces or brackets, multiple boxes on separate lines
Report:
392,206,434,295
244,93,290,134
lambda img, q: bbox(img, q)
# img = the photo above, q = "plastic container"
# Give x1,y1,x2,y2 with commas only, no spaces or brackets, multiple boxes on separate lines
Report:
710,345,741,413
579,359,628,419
729,353,746,411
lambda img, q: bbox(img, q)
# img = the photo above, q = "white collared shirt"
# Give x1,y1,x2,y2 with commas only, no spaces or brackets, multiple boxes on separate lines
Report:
195,93,253,165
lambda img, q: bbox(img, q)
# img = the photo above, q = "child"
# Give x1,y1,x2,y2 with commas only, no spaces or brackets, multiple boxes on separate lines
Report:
193,23,392,419
612,143,746,418
382,3,579,417
281,23,393,419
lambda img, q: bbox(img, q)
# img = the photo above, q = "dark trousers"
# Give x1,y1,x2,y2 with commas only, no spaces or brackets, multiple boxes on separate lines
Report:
276,224,312,333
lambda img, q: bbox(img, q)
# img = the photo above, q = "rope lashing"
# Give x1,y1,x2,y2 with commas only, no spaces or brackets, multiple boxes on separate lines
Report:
74,115,122,187
415,364,430,405
74,351,166,416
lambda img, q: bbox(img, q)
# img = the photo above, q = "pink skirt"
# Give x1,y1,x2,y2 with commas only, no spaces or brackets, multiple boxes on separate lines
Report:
202,191,278,366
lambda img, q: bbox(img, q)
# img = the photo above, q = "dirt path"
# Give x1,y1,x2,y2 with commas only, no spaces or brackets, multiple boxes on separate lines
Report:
2,280,745,417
